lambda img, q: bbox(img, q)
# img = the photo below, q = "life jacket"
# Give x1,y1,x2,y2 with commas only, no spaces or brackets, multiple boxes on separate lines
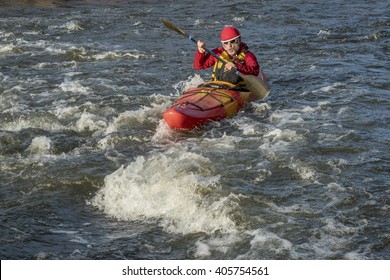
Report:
211,49,248,88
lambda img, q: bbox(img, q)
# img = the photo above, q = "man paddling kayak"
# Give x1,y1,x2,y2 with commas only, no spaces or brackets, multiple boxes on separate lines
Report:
194,26,267,88
161,19,271,129
162,18,270,99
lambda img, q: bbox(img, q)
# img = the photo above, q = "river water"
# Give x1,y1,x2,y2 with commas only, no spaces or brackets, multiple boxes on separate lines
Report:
0,0,389,260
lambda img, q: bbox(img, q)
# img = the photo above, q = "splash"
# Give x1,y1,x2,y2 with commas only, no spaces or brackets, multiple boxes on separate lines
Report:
172,74,205,96
103,102,168,135
75,111,108,135
27,136,52,155
62,21,83,31
317,29,331,38
91,147,239,235
49,20,83,31
59,77,91,94
237,228,295,259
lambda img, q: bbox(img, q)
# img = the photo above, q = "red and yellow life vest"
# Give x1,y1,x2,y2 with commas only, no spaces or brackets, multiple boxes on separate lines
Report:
211,50,248,88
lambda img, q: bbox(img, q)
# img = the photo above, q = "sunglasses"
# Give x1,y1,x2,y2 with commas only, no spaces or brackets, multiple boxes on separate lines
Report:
222,37,240,45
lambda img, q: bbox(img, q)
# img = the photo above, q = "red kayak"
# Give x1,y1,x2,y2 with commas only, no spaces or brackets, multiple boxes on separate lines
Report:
163,81,257,130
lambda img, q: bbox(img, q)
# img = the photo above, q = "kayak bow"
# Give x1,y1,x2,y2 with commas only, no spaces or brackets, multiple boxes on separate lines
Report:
163,81,257,130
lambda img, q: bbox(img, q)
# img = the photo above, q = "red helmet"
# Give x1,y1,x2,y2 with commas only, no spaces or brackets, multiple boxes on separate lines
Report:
220,26,240,42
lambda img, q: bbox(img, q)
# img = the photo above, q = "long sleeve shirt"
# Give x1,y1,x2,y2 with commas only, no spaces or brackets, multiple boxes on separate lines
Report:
193,42,264,79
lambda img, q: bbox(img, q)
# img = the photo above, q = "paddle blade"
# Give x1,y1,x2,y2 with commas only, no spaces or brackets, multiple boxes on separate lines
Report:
162,18,188,38
238,73,270,100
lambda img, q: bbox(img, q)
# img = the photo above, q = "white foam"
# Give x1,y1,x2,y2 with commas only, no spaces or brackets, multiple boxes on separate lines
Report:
318,130,356,145
97,134,143,151
202,133,241,150
259,126,306,161
194,240,211,257
302,106,316,113
337,106,349,115
237,228,294,259
194,19,204,26
44,46,67,55
288,160,317,180
323,218,357,237
89,50,153,61
252,102,272,114
264,128,302,142
104,102,167,135
267,201,318,216
49,20,83,31
315,82,343,93
3,85,24,94
64,20,83,31
325,182,346,192
75,111,108,135
0,43,15,53
2,115,67,132
151,119,177,144
233,17,245,22
302,216,369,259
317,29,331,37
52,105,81,120
194,233,242,257
172,74,205,96
27,136,52,155
91,147,239,235
231,116,258,136
269,110,304,126
59,78,91,94
0,31,14,39
326,159,347,174
34,61,78,69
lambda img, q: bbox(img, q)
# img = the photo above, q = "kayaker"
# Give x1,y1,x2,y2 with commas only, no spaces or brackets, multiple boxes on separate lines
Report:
193,26,266,87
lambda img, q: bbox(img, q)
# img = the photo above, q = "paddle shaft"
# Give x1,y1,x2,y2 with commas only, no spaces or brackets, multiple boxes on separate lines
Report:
187,35,228,66
161,18,226,64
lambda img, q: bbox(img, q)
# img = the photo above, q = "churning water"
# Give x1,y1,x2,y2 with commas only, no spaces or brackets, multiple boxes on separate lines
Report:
0,0,389,259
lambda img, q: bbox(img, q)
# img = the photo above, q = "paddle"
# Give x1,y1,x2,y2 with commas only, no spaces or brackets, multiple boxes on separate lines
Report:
162,18,270,100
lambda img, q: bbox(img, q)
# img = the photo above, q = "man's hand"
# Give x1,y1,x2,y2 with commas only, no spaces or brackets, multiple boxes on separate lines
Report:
197,40,206,53
224,62,236,71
